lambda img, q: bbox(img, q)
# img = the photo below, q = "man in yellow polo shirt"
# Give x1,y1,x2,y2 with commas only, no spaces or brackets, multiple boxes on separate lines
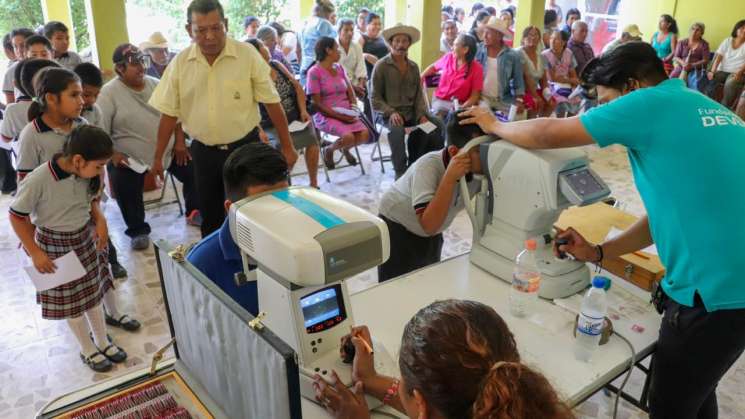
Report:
149,0,298,237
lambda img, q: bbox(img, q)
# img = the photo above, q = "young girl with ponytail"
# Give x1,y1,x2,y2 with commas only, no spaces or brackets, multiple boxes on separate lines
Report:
15,66,86,179
9,125,128,372
313,299,574,419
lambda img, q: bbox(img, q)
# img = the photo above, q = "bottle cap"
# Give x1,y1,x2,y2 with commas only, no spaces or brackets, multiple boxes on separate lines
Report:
592,276,608,289
525,239,537,250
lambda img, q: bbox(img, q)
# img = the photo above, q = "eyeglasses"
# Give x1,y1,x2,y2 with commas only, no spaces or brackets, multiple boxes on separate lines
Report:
117,53,151,68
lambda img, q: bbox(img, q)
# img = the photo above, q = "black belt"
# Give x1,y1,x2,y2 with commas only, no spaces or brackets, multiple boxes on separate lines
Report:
193,127,259,151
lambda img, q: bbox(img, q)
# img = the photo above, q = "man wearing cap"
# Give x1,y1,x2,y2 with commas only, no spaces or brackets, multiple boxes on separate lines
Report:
149,0,297,237
370,23,445,179
140,32,177,79
602,24,643,54
474,17,525,118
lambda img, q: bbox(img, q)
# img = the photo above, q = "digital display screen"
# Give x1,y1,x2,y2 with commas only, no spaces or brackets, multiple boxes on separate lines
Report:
300,285,347,333
564,170,604,197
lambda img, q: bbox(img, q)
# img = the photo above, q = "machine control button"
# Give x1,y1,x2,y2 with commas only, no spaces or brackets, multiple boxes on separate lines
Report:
312,347,318,353
322,370,327,375
317,338,323,344
315,367,320,372
310,340,316,346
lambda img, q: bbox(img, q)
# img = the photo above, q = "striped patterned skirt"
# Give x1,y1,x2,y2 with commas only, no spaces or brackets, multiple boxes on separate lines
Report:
34,224,114,320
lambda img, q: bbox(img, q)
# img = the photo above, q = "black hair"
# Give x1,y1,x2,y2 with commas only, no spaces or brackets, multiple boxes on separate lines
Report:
730,19,745,38
446,111,486,148
551,29,570,44
269,21,288,37
544,9,558,28
73,62,103,88
27,67,80,121
187,0,225,25
365,12,381,26
581,42,667,91
442,5,454,15
471,10,491,30
16,58,59,98
500,8,514,20
223,143,288,202
566,8,581,21
10,28,34,40
245,37,262,52
470,2,484,16
484,6,496,16
243,15,259,30
3,33,12,52
358,7,370,14
455,7,464,17
458,33,479,77
660,14,678,35
25,35,52,52
63,125,114,195
43,21,69,39
314,36,336,62
338,18,355,32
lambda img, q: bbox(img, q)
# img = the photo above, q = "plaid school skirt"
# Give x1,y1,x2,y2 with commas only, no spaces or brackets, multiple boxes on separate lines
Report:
35,224,114,320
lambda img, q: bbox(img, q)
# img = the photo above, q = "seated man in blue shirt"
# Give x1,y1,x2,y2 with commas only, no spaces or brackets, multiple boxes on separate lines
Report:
187,142,289,315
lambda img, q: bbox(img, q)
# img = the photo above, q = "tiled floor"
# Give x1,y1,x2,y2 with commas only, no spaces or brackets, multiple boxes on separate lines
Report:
1,143,743,419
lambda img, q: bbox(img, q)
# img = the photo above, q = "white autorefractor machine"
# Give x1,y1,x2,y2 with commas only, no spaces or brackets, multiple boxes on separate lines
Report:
229,187,396,406
459,138,611,299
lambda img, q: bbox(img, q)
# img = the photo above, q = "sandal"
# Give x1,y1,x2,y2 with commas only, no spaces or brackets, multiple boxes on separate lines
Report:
342,149,358,166
322,146,336,170
106,313,141,331
80,351,113,372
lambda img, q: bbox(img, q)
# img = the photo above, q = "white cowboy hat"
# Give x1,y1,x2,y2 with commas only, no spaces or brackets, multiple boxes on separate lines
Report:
139,32,169,50
382,23,421,45
483,16,512,38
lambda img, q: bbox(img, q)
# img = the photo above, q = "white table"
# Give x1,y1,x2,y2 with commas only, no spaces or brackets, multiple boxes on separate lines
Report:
302,254,660,417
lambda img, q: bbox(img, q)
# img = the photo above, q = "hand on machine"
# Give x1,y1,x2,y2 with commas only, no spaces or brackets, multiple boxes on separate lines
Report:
313,325,378,419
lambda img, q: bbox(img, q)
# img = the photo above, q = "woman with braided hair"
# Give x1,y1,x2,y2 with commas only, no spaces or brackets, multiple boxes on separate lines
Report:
312,299,573,419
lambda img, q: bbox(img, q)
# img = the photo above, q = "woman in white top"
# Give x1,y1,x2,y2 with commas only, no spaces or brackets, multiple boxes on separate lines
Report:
517,26,554,118
707,20,745,107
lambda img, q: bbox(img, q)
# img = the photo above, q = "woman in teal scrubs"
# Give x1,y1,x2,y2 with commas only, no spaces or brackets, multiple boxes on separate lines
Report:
460,42,745,419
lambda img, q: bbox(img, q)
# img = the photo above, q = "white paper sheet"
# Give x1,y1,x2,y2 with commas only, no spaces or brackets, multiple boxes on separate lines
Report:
606,226,659,256
287,120,310,132
332,107,359,117
417,121,437,134
123,157,149,174
24,251,86,291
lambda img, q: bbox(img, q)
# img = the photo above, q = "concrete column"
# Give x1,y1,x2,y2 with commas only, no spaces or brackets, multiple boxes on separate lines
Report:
515,0,545,46
84,0,129,74
385,0,408,28
407,0,441,69
41,0,77,52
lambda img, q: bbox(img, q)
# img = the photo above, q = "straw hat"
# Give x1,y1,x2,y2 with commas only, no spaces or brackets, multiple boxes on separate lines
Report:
621,24,643,38
139,32,169,50
382,23,421,45
483,16,512,38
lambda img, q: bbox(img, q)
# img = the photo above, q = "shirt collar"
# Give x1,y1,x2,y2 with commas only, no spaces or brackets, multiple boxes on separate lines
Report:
218,218,242,261
48,155,71,181
382,53,414,68
442,148,451,167
33,117,85,134
33,117,53,133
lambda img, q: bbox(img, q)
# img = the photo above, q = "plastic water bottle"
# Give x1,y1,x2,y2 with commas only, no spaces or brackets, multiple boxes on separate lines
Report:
574,277,608,362
509,239,541,317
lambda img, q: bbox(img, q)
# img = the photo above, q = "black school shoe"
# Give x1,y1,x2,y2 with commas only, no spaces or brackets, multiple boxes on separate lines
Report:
89,333,128,363
110,262,128,279
105,313,141,332
80,351,113,372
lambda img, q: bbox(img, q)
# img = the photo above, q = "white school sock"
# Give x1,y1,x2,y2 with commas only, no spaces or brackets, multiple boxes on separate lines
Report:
67,315,98,355
102,290,122,319
84,304,110,350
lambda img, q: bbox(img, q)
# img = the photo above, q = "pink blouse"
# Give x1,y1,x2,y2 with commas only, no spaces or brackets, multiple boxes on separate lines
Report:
433,53,484,103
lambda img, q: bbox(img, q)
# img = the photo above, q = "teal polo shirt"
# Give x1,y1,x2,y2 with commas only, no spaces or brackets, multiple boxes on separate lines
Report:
580,79,745,311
